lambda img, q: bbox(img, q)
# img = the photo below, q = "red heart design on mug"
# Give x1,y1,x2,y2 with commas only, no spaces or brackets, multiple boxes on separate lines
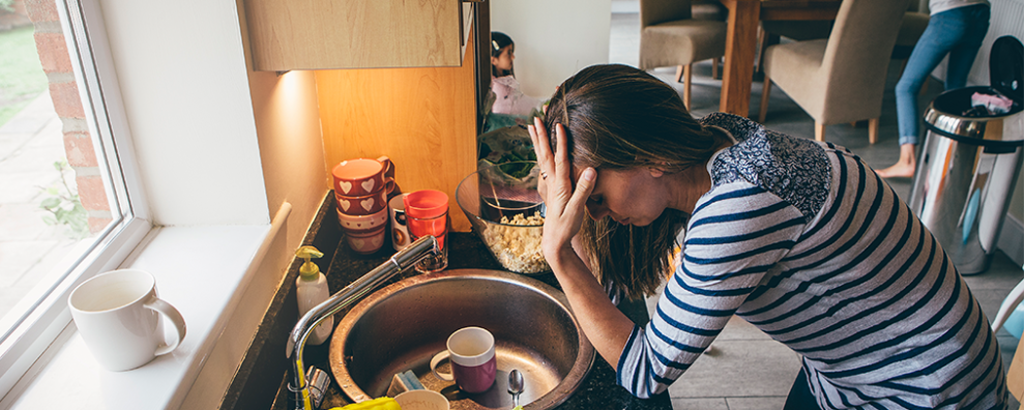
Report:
361,179,375,193
360,198,375,212
339,199,351,212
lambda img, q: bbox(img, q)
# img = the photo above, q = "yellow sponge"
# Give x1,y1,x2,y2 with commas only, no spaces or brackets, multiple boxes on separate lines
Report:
329,397,401,410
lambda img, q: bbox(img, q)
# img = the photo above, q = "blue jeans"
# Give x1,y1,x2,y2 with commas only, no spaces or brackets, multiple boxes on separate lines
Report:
895,4,990,146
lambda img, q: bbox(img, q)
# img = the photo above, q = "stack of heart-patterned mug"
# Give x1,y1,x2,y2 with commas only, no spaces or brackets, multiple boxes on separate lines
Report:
332,156,396,254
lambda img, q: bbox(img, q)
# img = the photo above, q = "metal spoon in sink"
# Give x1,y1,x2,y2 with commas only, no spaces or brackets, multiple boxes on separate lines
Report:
508,369,524,408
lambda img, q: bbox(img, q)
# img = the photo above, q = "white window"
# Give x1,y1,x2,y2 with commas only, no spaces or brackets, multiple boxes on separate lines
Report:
0,0,149,397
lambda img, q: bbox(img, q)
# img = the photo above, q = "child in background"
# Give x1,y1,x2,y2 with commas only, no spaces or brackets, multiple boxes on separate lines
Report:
490,32,543,117
875,0,990,178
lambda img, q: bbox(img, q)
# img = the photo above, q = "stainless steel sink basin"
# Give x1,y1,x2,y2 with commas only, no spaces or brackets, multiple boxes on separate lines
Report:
329,269,595,409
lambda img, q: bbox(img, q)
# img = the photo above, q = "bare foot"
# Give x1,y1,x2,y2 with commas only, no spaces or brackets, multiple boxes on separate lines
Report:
877,144,918,178
875,162,916,178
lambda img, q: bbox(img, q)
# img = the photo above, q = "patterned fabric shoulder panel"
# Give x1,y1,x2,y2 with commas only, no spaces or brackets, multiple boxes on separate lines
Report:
699,113,831,223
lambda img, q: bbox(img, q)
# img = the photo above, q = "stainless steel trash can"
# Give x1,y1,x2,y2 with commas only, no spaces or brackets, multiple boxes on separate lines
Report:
909,36,1024,275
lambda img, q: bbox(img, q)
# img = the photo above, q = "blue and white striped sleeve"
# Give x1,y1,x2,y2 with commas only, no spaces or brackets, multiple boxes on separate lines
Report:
616,181,807,398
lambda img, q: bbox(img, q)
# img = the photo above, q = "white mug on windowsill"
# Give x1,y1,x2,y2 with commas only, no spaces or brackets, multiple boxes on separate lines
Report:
68,269,187,372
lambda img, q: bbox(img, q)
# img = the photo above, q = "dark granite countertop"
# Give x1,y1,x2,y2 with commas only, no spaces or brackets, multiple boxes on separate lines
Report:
261,195,671,410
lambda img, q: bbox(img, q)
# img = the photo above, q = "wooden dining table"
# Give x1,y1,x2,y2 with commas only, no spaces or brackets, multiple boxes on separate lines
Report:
715,0,843,117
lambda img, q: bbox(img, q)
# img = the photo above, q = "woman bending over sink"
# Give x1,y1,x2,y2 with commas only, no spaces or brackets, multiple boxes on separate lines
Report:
527,64,1009,410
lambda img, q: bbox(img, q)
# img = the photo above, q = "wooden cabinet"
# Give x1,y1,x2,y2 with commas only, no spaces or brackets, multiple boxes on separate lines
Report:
314,26,480,232
244,0,474,71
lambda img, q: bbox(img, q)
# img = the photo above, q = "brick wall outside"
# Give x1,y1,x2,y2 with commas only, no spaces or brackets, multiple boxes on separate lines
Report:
25,0,113,233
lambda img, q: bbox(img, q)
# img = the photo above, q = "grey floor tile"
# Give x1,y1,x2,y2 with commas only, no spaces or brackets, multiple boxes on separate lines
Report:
668,339,801,399
726,396,789,410
714,316,774,342
978,288,1021,326
609,13,639,67
963,253,1024,292
669,398,729,410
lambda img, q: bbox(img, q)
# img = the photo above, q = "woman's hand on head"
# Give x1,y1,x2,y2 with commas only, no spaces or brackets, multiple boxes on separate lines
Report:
528,117,597,265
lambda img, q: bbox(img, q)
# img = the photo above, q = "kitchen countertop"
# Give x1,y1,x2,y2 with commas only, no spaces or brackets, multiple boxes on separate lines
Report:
265,195,672,410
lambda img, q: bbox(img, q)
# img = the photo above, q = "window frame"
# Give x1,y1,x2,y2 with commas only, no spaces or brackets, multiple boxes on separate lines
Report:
0,0,150,398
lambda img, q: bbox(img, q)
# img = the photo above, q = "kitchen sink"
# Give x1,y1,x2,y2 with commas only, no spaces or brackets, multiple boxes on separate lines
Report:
329,269,595,409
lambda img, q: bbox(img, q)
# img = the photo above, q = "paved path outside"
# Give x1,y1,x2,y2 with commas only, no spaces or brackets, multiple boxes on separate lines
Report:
0,91,82,320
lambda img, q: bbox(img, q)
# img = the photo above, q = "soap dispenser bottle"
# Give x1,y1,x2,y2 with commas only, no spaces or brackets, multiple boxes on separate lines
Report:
295,246,332,345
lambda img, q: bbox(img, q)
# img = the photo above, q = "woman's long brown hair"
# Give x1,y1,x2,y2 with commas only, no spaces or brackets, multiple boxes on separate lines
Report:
543,64,727,300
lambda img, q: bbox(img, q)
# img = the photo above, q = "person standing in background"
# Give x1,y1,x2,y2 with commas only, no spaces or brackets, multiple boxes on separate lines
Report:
876,0,991,178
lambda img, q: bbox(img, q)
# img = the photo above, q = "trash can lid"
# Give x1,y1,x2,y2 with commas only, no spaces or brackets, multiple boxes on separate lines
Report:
990,36,1023,104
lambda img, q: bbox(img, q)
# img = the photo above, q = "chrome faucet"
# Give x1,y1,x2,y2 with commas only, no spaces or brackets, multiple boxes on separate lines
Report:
287,235,441,410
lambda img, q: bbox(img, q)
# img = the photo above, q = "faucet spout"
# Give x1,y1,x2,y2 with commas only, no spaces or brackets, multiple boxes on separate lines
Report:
287,235,440,410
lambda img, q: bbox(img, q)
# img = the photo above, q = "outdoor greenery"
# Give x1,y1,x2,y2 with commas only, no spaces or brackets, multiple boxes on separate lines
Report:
0,25,48,128
39,161,89,239
0,0,14,12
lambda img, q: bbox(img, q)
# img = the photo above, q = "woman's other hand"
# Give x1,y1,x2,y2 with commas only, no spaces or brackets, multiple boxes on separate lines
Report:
528,117,596,266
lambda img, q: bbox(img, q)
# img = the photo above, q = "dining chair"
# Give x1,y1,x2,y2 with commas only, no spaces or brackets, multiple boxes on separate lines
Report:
893,0,930,70
692,0,727,21
639,0,727,109
758,0,909,143
692,0,727,79
756,0,928,78
901,1,933,97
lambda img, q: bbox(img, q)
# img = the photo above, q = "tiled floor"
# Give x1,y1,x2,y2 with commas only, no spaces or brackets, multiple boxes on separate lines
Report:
608,4,1024,409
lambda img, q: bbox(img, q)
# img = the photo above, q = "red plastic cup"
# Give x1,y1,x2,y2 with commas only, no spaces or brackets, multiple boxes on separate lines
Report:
404,190,449,272
404,189,448,219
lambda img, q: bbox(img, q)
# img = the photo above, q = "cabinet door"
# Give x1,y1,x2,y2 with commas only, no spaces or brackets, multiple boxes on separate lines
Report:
244,0,462,71
315,27,479,232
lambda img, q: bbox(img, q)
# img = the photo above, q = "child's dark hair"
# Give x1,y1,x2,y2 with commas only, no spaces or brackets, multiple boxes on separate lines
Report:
491,31,514,77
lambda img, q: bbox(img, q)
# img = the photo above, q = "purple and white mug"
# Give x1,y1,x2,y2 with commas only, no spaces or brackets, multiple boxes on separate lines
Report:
429,326,497,393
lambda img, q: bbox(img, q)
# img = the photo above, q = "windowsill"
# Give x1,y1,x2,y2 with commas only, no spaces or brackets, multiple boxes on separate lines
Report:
8,224,272,410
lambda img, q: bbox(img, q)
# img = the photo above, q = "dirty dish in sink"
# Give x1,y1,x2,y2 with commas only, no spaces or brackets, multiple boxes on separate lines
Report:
330,269,594,409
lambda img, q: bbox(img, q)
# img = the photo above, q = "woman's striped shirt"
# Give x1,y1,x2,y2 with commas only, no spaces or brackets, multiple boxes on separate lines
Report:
616,113,1008,409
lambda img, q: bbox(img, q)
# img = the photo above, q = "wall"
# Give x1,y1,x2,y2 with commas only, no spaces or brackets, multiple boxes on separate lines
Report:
490,0,612,99
100,0,268,226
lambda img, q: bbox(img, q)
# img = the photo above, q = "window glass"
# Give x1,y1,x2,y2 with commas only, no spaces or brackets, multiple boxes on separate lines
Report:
0,0,144,396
